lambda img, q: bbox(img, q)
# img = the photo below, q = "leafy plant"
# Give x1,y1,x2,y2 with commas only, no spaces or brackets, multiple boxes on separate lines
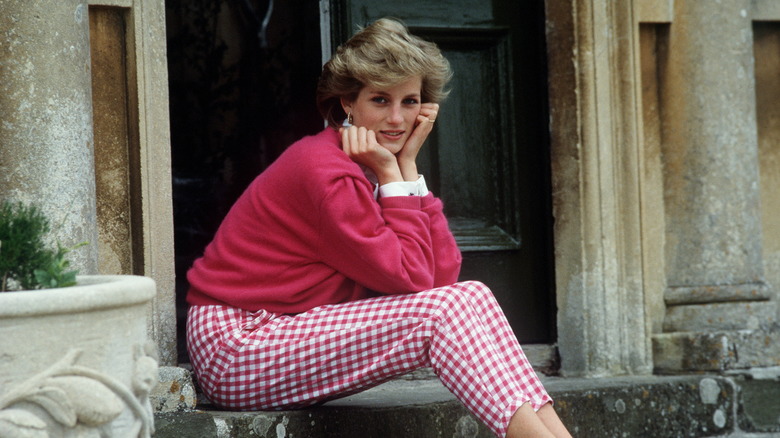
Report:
0,201,84,292
34,242,88,289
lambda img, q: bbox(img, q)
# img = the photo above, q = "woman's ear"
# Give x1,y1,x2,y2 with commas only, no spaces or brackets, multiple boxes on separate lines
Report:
340,97,352,115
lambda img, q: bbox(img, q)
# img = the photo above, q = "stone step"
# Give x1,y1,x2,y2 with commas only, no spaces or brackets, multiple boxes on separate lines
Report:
152,368,780,438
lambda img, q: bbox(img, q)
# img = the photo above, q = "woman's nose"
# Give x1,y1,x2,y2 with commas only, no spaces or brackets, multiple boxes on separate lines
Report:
387,105,404,124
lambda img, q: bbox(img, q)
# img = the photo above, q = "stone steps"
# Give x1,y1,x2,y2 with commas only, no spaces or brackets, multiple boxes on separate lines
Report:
152,367,780,437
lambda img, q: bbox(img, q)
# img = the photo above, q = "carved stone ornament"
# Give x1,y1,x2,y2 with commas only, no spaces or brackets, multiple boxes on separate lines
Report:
0,346,157,438
0,275,158,437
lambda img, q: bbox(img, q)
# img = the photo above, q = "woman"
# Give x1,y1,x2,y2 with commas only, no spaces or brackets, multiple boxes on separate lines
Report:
186,18,572,438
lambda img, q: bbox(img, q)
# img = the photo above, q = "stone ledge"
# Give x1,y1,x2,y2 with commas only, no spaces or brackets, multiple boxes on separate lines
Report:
551,375,735,437
152,370,780,438
653,329,780,372
151,366,198,413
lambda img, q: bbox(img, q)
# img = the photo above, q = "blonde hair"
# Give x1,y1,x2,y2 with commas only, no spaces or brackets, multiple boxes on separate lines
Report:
317,18,452,127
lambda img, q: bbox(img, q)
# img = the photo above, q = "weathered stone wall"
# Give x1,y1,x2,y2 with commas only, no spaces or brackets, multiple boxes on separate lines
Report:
650,1,780,373
546,0,780,376
0,0,177,365
0,0,99,273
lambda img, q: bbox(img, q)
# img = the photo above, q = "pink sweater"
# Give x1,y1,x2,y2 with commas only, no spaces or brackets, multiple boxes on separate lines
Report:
187,128,462,314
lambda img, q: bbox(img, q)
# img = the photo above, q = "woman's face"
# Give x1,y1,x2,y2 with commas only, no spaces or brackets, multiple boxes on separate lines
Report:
342,76,422,155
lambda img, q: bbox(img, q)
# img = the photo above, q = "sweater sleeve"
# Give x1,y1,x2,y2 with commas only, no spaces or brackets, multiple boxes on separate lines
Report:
316,176,438,294
421,193,462,286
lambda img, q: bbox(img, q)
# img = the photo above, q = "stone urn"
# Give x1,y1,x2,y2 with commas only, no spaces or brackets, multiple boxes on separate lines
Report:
0,275,158,437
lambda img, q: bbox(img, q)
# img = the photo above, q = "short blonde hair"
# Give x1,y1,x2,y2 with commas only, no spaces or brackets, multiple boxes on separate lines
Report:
317,18,452,127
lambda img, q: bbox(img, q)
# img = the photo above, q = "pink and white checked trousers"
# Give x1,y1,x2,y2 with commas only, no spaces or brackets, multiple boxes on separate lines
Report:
187,281,552,437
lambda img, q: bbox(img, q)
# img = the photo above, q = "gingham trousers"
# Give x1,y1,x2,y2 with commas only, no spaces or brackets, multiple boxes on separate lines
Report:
187,281,552,437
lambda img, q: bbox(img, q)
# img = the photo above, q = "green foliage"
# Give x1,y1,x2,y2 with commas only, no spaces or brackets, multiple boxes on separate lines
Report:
33,242,87,289
0,201,84,292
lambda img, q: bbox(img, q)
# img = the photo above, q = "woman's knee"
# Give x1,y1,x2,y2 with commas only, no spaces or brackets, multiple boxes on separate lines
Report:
456,280,490,292
423,281,495,313
453,280,496,302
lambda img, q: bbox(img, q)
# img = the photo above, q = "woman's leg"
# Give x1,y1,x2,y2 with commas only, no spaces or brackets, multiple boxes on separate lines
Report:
507,404,556,438
422,282,554,435
187,281,564,437
187,297,434,410
535,403,573,437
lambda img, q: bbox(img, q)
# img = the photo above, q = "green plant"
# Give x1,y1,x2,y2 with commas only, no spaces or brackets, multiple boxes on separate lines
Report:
34,241,88,289
0,201,84,292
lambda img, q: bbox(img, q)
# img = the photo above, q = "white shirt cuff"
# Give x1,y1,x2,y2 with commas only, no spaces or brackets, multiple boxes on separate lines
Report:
378,175,429,198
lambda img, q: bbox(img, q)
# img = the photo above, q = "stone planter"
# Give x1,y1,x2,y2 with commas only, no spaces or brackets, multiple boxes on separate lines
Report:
0,275,158,437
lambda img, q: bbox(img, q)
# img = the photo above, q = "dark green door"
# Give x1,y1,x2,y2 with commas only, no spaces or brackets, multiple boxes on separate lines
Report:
328,0,555,343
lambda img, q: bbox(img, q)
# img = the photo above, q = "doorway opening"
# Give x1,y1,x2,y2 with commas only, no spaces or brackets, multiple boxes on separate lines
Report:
165,0,323,361
166,0,556,369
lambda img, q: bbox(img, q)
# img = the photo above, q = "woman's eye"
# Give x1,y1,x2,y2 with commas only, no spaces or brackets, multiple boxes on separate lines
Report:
403,98,420,105
371,97,388,104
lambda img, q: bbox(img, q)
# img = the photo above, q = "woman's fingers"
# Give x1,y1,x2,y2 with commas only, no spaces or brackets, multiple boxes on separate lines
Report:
419,102,439,123
367,129,379,149
400,109,437,160
341,126,391,164
341,125,364,156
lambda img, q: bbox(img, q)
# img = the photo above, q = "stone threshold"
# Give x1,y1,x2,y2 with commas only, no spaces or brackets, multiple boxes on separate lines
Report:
152,367,780,438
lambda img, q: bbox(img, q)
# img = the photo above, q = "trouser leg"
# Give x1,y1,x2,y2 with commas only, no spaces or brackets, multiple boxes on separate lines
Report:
425,281,551,435
187,281,551,437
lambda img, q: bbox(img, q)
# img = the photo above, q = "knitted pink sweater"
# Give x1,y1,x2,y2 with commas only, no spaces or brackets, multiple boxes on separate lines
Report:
186,128,462,314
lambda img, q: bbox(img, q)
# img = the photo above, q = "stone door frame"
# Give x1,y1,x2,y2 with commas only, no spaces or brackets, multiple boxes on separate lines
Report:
545,0,652,377
88,0,176,365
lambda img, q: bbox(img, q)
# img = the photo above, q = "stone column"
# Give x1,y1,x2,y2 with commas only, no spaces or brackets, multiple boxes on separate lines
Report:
653,0,779,372
0,0,99,273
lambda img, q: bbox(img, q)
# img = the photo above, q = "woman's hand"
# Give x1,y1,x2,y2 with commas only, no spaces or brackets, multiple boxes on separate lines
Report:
340,126,403,185
397,103,439,181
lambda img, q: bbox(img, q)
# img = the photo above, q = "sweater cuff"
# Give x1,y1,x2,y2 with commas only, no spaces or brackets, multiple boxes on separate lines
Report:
419,192,438,210
378,194,423,210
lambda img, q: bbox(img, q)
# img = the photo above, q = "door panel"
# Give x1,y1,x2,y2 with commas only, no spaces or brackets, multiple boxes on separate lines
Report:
417,27,520,250
330,0,555,343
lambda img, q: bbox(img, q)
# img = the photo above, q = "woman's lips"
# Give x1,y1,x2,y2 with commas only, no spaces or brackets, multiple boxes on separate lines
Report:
379,130,404,140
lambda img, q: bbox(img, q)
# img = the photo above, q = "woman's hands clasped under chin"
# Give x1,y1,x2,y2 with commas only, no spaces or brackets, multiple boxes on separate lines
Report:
339,125,403,185
340,102,439,186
